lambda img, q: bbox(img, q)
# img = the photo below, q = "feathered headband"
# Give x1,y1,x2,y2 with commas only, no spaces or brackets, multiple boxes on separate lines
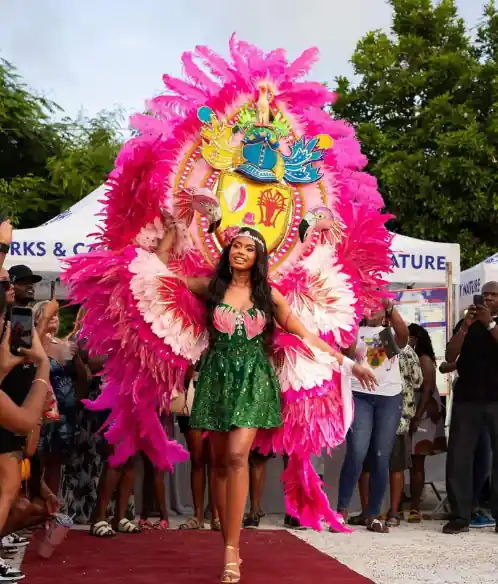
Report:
222,226,265,249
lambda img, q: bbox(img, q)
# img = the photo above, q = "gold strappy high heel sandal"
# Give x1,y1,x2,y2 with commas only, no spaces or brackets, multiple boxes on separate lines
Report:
221,545,240,583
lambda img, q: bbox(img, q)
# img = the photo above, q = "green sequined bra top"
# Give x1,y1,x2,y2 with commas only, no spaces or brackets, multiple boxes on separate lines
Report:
189,303,282,432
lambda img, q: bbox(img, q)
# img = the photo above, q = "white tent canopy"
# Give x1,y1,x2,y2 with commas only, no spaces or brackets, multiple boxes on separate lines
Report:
459,252,498,312
5,185,106,275
388,233,460,286
6,186,460,297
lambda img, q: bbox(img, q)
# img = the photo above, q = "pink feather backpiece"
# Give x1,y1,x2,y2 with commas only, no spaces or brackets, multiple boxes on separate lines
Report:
63,35,392,532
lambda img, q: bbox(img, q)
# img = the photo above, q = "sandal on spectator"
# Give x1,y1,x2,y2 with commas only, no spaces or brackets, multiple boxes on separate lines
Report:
347,513,367,526
407,509,422,523
154,519,169,530
138,519,154,530
115,518,141,534
90,521,116,537
366,518,389,533
179,517,204,530
386,512,401,527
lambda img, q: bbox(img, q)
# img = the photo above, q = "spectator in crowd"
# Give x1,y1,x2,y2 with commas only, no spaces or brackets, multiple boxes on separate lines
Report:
89,447,139,536
444,281,498,534
0,269,14,309
177,368,219,531
440,358,493,528
138,414,173,530
33,301,89,496
351,341,422,527
2,435,60,542
0,286,51,582
8,265,42,307
407,324,446,523
62,329,110,525
243,450,273,528
337,299,408,533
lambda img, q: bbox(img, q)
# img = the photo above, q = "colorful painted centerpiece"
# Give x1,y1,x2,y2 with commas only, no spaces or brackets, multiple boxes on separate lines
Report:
190,85,335,261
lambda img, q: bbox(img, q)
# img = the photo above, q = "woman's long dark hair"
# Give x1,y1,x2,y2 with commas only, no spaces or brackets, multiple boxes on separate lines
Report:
206,228,275,351
408,323,436,362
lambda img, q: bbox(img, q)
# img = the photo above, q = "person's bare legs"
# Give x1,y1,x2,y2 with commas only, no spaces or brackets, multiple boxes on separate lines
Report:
206,440,219,526
41,453,63,499
248,452,268,516
91,444,122,524
390,472,405,516
113,456,136,527
2,496,49,536
410,454,426,512
223,428,259,580
0,453,22,535
141,453,155,522
358,471,369,515
153,466,168,522
210,431,229,539
186,429,208,524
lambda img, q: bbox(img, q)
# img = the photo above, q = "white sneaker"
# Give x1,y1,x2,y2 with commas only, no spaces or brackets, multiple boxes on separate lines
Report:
2,533,29,549
0,557,24,581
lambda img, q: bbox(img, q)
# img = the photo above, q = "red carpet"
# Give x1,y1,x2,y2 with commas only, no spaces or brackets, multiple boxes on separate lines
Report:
23,529,374,583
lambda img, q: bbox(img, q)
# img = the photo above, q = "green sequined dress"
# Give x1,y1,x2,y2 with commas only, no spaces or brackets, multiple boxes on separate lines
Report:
189,303,282,432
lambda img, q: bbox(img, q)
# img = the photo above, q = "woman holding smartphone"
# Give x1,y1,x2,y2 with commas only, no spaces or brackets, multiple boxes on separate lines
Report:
0,287,51,582
337,300,409,533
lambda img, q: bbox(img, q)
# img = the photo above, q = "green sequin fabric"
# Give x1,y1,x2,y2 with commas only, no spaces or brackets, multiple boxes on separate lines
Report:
189,305,282,432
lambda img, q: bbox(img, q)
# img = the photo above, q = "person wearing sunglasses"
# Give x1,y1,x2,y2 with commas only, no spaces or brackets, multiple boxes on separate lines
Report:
0,269,14,308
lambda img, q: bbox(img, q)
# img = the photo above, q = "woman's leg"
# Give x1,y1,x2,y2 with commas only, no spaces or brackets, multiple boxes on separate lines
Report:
248,451,269,516
113,456,136,526
141,453,155,521
390,472,405,515
366,394,402,521
337,393,375,518
186,429,208,524
206,439,219,524
410,455,426,512
91,444,122,524
153,465,168,522
2,496,49,536
223,428,259,578
0,453,22,534
358,472,370,514
389,434,409,518
41,453,63,499
210,431,229,539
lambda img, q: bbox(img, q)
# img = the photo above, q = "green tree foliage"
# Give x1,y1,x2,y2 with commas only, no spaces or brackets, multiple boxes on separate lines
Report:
333,0,498,268
0,58,122,227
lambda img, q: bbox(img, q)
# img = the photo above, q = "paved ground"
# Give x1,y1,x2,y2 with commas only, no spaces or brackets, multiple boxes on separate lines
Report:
7,514,497,584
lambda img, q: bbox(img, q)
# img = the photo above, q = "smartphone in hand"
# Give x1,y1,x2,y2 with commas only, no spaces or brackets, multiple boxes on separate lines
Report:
473,294,485,307
10,307,33,354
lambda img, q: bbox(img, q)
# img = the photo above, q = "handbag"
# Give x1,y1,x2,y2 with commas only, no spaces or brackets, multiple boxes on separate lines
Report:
169,375,196,416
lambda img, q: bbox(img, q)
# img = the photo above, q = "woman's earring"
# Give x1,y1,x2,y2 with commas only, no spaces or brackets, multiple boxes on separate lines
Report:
229,265,232,274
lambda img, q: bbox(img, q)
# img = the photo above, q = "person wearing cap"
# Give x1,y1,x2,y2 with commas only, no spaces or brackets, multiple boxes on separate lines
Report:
8,265,42,307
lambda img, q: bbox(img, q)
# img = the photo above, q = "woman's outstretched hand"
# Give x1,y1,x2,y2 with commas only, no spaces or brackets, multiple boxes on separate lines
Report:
352,363,377,391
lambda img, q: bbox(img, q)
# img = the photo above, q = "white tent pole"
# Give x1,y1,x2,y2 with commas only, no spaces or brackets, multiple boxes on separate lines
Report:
445,261,453,399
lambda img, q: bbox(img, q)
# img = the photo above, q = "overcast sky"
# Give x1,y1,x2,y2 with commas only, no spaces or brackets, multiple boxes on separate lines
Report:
0,0,484,127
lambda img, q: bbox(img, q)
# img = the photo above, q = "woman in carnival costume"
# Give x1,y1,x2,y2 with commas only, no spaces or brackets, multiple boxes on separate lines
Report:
63,35,393,582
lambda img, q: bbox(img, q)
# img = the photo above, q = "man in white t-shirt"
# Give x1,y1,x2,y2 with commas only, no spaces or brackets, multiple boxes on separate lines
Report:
337,299,409,533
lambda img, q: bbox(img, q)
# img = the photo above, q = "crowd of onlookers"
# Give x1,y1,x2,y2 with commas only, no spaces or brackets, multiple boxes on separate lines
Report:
0,216,497,581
